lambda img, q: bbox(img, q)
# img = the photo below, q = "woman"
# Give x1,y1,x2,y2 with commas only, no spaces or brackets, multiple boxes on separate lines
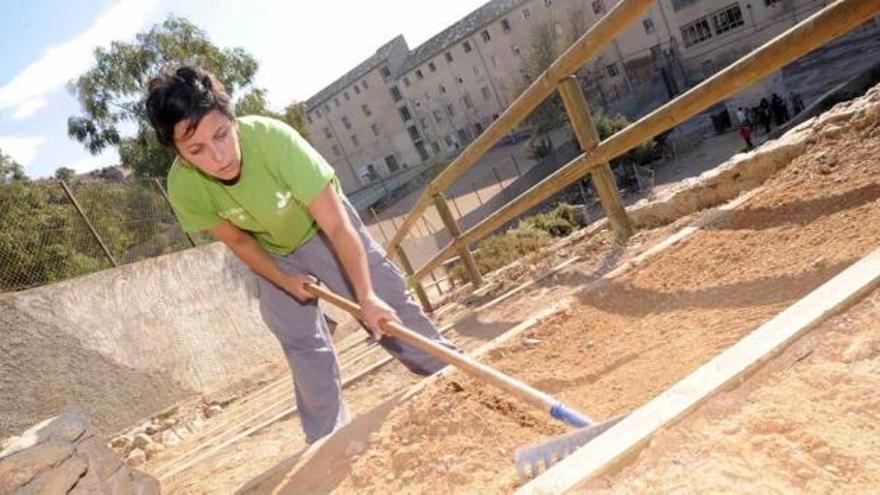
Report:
146,66,452,444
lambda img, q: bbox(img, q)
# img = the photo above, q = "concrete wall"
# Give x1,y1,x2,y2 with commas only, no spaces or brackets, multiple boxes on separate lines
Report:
0,243,285,438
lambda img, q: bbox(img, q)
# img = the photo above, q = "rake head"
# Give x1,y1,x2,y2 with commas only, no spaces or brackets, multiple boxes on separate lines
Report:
514,414,626,479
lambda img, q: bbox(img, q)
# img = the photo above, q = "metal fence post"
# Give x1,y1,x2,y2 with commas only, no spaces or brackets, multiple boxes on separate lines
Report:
59,179,119,267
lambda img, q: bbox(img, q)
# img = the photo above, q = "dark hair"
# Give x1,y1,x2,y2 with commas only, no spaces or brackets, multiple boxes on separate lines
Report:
146,66,234,148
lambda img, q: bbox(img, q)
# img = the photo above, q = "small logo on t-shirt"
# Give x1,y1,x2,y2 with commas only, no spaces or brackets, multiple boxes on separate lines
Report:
276,191,292,210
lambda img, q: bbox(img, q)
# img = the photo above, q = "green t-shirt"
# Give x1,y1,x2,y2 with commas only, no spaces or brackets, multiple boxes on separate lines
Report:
167,115,340,255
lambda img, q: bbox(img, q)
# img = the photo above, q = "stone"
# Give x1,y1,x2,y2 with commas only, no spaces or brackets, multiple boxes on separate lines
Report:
107,466,160,495
144,423,160,435
143,441,165,460
161,429,182,447
76,434,122,481
132,433,153,451
110,435,132,452
0,440,74,492
522,338,542,347
67,466,107,495
0,410,88,458
125,448,146,467
205,405,223,418
16,454,88,495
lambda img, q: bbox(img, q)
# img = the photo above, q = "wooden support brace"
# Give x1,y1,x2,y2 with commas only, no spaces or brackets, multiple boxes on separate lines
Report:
394,246,433,313
433,193,483,288
559,76,632,240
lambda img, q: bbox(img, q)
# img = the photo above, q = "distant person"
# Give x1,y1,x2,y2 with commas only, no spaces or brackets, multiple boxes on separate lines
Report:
739,123,754,150
146,66,454,444
758,99,772,134
736,107,748,126
789,91,805,115
771,93,789,126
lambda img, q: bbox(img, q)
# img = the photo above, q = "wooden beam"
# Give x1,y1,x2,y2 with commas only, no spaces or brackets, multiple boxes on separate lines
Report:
394,246,433,313
433,193,483,287
409,0,880,284
518,246,880,494
558,76,631,240
384,0,656,255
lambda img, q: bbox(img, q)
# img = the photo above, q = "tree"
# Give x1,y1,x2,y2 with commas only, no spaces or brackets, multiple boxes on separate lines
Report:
1,151,27,183
67,15,259,178
235,88,310,140
54,167,76,181
520,21,566,158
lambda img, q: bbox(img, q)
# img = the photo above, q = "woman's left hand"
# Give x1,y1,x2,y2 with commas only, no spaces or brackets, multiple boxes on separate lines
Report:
359,293,400,339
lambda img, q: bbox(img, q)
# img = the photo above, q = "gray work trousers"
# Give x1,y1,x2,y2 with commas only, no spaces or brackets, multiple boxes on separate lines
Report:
255,202,453,444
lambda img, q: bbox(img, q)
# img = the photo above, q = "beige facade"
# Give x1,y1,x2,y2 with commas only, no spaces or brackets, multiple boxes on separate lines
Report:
305,0,878,195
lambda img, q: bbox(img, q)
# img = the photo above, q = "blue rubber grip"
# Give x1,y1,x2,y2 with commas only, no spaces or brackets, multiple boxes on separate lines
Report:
550,403,593,428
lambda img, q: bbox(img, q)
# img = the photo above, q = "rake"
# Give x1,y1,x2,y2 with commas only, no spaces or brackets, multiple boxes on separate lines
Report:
305,283,623,478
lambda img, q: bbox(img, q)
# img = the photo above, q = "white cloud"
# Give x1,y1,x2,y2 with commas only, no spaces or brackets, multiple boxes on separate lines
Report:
0,0,158,120
0,136,47,166
8,97,49,120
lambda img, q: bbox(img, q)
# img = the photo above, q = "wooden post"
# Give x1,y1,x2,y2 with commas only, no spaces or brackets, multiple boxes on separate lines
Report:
59,179,119,267
154,178,197,247
433,193,483,288
394,246,433,313
559,76,632,240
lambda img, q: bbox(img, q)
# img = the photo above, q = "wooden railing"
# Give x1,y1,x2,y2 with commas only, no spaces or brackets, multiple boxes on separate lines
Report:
387,0,880,305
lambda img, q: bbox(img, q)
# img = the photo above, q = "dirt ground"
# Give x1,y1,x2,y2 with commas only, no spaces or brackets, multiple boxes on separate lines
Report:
253,91,880,493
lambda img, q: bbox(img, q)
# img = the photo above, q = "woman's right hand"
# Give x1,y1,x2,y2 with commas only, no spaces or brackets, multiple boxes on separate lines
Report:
283,273,318,302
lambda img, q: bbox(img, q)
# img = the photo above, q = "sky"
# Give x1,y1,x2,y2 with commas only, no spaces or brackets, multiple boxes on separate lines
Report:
0,0,490,178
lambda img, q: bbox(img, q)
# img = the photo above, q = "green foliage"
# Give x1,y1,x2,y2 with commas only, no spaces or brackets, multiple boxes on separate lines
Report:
1,151,27,183
67,15,262,178
590,109,657,167
448,204,582,282
235,88,310,140
54,167,76,181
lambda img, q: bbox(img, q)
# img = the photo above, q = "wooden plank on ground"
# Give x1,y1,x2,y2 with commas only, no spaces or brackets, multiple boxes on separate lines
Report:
518,246,880,494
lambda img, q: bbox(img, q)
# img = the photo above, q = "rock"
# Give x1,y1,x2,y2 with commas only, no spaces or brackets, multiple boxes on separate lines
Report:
144,423,160,435
125,448,146,467
132,433,153,451
76,434,123,481
107,466,160,495
143,441,165,459
0,410,88,458
161,429,182,447
522,338,542,347
110,435,133,452
0,440,74,492
15,454,88,495
205,405,223,418
67,466,105,495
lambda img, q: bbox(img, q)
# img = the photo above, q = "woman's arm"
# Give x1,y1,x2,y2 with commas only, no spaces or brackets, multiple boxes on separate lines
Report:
207,221,316,301
308,184,398,337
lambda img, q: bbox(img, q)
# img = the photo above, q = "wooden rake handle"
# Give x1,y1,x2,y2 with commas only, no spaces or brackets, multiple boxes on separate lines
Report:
305,283,568,417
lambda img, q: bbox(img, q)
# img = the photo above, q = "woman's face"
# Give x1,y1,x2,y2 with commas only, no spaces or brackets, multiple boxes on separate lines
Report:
174,110,242,181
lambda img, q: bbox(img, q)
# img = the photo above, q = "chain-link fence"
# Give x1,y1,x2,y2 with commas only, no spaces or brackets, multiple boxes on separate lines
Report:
0,178,209,293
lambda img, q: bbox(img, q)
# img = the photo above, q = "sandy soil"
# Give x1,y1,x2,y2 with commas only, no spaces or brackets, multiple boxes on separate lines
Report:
267,91,880,493
583,286,880,494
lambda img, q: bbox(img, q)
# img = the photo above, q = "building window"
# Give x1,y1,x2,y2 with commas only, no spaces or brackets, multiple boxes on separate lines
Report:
511,45,522,57
331,145,340,157
544,0,553,7
481,29,491,42
362,103,372,117
592,0,604,14
385,155,400,173
334,97,340,107
473,65,480,76
463,40,472,53
681,18,713,47
712,4,745,35
481,86,491,101
407,125,420,140
341,116,351,129
446,103,456,117
390,86,402,102
643,17,655,34
380,65,391,80
323,104,330,113
343,91,350,101
353,85,360,95
403,76,411,87
415,142,430,161
439,84,447,94
415,69,424,80
501,19,511,32
445,51,454,63
491,55,498,67
433,109,443,122
351,134,359,147
463,94,473,109
323,127,331,139
457,76,464,84
399,106,413,122
431,141,441,154
361,80,369,89
606,63,619,78
765,0,781,4
315,109,321,118
428,61,437,72
371,123,380,136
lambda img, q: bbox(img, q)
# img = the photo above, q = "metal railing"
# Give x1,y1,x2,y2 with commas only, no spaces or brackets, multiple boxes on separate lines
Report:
385,0,880,302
